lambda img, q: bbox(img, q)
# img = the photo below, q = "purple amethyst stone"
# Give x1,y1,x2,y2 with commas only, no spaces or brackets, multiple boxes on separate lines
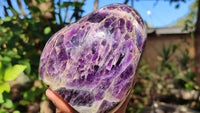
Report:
39,4,146,113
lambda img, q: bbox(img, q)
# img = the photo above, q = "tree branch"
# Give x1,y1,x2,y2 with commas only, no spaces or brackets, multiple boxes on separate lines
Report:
69,0,84,23
124,0,129,4
7,0,23,25
17,0,27,17
7,0,18,16
93,0,98,11
58,0,63,25
64,7,69,24
131,0,134,7
3,6,8,16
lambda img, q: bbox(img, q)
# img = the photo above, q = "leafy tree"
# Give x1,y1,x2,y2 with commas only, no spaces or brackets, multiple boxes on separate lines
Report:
173,0,197,31
0,0,85,112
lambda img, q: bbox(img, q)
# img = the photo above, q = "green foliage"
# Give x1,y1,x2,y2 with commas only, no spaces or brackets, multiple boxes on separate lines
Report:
13,111,20,113
4,65,26,81
2,99,14,109
0,94,4,103
0,0,86,112
170,0,186,9
0,109,9,113
127,42,198,112
44,27,51,35
62,1,84,8
0,83,10,94
173,0,198,32
157,43,179,76
178,49,190,69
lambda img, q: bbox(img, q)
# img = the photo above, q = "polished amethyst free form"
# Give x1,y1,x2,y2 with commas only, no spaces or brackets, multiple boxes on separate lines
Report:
39,4,146,113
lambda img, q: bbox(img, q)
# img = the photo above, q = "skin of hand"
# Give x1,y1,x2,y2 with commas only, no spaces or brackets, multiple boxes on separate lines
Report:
46,88,131,113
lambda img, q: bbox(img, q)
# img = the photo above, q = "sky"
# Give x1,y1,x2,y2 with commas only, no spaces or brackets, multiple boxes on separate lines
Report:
81,0,195,28
0,0,196,28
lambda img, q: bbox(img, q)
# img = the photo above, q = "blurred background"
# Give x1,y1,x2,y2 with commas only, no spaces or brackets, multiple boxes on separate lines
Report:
0,0,200,113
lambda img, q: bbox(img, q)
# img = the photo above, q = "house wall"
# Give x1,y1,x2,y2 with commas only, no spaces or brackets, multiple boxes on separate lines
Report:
141,33,195,71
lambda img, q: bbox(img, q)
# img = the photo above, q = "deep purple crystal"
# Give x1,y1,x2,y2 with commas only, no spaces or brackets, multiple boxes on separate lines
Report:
39,4,146,113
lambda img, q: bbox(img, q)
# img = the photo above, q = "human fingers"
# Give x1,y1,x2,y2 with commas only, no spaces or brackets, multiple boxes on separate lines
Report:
115,92,131,113
46,89,75,113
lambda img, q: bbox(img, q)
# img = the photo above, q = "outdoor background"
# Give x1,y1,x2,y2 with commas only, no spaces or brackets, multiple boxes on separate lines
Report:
0,0,200,113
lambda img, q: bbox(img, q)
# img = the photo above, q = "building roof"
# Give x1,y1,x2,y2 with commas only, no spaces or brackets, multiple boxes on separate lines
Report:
147,27,193,35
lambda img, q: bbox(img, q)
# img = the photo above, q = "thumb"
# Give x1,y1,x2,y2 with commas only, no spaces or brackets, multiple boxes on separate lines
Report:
46,89,76,113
